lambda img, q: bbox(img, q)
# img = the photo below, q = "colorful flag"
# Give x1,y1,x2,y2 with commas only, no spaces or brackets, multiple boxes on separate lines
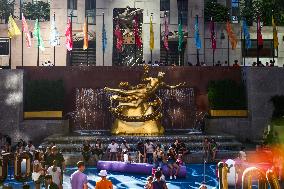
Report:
210,17,216,51
257,16,263,49
242,19,251,49
114,21,123,52
272,16,279,49
8,15,21,38
150,15,154,51
226,20,238,50
178,21,183,52
83,17,88,50
33,19,45,51
163,15,169,51
49,15,60,47
102,19,107,53
194,15,202,50
22,14,32,48
134,15,142,48
65,18,73,51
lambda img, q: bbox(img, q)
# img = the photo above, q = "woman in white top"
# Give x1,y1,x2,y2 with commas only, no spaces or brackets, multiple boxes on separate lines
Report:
108,140,119,161
144,139,155,164
47,160,62,188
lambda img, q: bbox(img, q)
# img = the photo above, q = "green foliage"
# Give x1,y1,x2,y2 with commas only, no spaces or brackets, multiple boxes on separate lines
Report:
208,80,247,110
25,80,65,111
240,0,284,26
271,95,284,118
0,0,14,23
23,1,50,21
204,1,230,22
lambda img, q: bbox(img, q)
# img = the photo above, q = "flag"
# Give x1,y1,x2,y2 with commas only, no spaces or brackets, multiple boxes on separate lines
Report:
210,17,216,51
114,21,123,52
242,19,251,48
178,21,183,52
102,19,107,53
257,16,263,49
8,15,21,38
33,19,45,51
194,15,202,50
49,15,60,47
272,16,279,49
226,20,238,49
83,17,88,50
65,18,73,51
22,14,32,48
150,15,154,50
134,15,142,48
163,15,169,51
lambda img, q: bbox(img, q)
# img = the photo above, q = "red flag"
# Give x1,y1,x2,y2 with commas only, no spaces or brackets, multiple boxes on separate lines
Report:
114,21,123,52
210,17,216,51
22,14,32,48
134,15,142,48
257,16,263,49
65,18,73,51
164,15,169,51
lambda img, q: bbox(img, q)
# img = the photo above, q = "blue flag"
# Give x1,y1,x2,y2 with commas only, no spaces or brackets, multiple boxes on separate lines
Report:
242,19,251,48
102,22,107,53
194,15,201,50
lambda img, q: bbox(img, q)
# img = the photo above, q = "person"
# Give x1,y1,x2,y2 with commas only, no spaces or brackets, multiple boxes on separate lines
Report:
25,141,36,155
187,62,193,66
32,151,44,189
144,139,155,164
96,170,113,189
47,160,62,189
51,146,65,184
176,154,184,166
70,161,88,189
239,146,247,161
203,138,210,162
144,176,153,189
44,147,53,168
151,170,168,189
172,139,181,154
179,142,189,156
210,138,218,162
153,144,164,168
198,182,207,189
137,141,145,163
82,141,92,162
233,60,240,67
45,174,59,189
167,147,179,179
266,62,269,67
108,140,119,161
93,139,104,163
120,140,130,160
252,62,257,66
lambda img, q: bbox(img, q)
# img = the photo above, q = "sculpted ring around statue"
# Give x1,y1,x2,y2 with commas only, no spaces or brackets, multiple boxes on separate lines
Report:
104,65,186,135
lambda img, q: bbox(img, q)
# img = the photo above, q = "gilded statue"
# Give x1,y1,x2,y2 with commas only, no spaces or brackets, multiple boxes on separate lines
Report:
104,65,186,135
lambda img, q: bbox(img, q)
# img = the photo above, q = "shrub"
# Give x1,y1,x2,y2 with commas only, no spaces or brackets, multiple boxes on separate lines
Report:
271,95,284,118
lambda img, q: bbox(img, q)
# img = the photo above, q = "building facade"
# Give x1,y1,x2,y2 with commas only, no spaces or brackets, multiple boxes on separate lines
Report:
0,0,283,68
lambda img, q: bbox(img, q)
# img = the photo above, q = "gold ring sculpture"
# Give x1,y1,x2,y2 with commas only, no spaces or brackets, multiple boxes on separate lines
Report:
104,65,186,135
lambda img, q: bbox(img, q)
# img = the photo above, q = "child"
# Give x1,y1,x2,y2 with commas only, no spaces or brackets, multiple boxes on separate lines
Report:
144,176,153,189
176,154,184,166
45,174,59,189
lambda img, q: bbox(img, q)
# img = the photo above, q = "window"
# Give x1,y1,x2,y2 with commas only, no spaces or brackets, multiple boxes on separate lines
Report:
86,0,95,10
160,0,170,11
0,39,9,56
177,0,188,25
68,0,77,10
242,39,277,58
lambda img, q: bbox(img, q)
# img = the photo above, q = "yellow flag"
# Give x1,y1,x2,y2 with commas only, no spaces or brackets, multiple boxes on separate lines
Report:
83,17,88,50
272,16,279,49
150,15,154,50
8,15,21,38
226,21,238,50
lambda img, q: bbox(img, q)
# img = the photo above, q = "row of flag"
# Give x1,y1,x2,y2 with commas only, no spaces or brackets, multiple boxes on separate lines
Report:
8,14,280,54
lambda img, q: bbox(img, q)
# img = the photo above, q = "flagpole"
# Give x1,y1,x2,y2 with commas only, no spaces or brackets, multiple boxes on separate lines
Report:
256,15,260,64
134,13,137,66
150,13,153,63
9,38,11,68
54,13,56,66
37,18,40,66
165,12,168,66
86,16,89,66
242,25,246,66
70,12,73,66
103,12,105,66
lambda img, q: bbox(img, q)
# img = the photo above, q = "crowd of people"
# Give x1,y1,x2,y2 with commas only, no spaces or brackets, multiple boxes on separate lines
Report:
202,137,218,162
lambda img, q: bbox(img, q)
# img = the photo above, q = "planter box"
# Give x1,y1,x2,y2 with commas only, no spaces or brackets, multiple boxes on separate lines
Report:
210,110,248,117
24,111,63,119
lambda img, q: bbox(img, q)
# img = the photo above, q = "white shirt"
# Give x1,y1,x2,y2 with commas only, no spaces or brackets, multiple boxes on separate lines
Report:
47,166,61,186
120,143,130,151
108,143,119,153
145,143,154,153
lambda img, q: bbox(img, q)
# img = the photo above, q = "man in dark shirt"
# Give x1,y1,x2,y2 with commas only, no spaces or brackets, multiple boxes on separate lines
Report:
45,174,59,189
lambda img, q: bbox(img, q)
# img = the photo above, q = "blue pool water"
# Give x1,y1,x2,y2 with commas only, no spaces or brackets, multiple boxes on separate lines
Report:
4,164,219,189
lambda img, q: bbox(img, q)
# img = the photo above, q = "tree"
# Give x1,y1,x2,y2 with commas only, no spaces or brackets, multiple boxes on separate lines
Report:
23,1,50,21
0,0,15,23
204,1,230,22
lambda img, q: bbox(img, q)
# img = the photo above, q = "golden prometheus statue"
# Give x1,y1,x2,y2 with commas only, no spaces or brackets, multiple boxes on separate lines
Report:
104,65,186,135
